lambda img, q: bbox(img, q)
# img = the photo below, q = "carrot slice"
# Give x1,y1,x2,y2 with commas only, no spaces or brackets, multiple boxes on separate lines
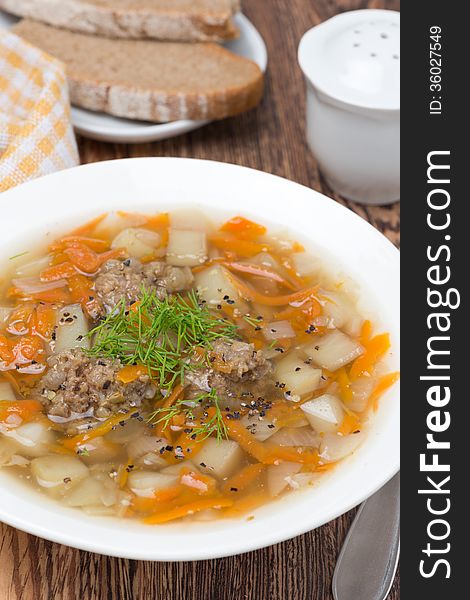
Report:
225,420,318,465
40,262,77,282
338,413,362,435
366,372,400,412
0,334,14,364
350,333,391,380
63,411,134,449
144,496,233,524
51,236,109,252
117,365,147,384
229,271,319,307
360,320,373,345
153,384,185,437
34,304,57,340
209,235,268,258
223,492,269,517
220,216,267,240
222,463,266,494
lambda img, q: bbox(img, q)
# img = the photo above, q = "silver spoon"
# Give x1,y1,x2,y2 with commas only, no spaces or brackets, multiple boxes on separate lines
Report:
332,473,400,600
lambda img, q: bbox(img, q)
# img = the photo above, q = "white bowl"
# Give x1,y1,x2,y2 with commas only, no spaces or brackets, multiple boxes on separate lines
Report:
0,158,399,560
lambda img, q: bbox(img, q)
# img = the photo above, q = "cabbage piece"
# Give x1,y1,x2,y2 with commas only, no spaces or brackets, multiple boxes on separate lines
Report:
319,431,365,462
267,461,302,497
2,421,55,457
31,455,89,489
320,290,362,336
269,426,320,447
127,471,178,498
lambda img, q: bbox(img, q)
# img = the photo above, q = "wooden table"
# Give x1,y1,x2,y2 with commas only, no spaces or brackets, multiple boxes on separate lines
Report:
0,1,400,598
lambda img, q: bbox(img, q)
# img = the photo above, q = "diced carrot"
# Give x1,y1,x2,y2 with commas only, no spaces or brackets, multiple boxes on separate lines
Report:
40,262,77,282
63,411,133,449
117,365,147,384
220,216,267,240
34,304,57,340
360,320,373,345
51,236,109,252
209,235,268,258
25,287,72,304
222,463,266,494
338,413,362,435
0,400,42,423
63,243,100,273
11,335,44,363
366,372,400,412
144,496,233,524
222,261,295,290
350,333,391,380
145,212,170,230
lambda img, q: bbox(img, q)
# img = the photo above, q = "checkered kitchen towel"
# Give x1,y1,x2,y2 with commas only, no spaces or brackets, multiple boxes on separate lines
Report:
0,29,78,193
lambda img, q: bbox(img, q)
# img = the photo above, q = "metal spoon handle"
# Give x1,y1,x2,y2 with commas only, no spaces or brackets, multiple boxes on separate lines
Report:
332,474,400,600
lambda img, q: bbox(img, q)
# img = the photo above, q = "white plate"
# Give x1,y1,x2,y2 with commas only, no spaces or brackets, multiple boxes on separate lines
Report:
0,12,267,143
0,158,400,561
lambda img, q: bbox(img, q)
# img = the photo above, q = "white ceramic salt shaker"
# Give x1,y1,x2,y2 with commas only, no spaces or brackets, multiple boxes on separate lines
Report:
298,10,400,205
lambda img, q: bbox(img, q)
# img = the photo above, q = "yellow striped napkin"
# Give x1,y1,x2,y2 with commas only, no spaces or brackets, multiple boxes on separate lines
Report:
0,29,78,193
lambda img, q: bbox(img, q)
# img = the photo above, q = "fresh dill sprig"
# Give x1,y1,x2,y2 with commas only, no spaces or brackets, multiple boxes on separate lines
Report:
192,390,229,442
148,388,228,442
243,314,264,329
87,288,237,389
9,251,29,260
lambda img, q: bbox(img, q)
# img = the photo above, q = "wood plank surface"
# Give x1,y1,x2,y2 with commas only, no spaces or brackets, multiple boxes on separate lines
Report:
0,0,400,598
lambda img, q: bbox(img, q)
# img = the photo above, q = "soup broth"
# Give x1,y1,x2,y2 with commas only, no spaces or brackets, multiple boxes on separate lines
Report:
0,211,398,524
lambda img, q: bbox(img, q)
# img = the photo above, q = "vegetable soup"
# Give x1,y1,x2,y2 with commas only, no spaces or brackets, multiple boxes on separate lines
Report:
0,211,398,524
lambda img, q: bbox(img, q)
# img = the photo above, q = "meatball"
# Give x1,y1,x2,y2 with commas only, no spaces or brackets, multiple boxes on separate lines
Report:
185,340,273,405
94,258,193,316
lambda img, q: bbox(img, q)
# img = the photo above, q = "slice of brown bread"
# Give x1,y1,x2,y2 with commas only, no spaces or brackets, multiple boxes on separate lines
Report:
1,0,240,42
12,20,263,123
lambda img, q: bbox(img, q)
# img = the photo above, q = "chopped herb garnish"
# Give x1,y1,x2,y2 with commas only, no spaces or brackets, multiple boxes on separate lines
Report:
87,288,237,389
9,251,29,260
148,388,229,443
